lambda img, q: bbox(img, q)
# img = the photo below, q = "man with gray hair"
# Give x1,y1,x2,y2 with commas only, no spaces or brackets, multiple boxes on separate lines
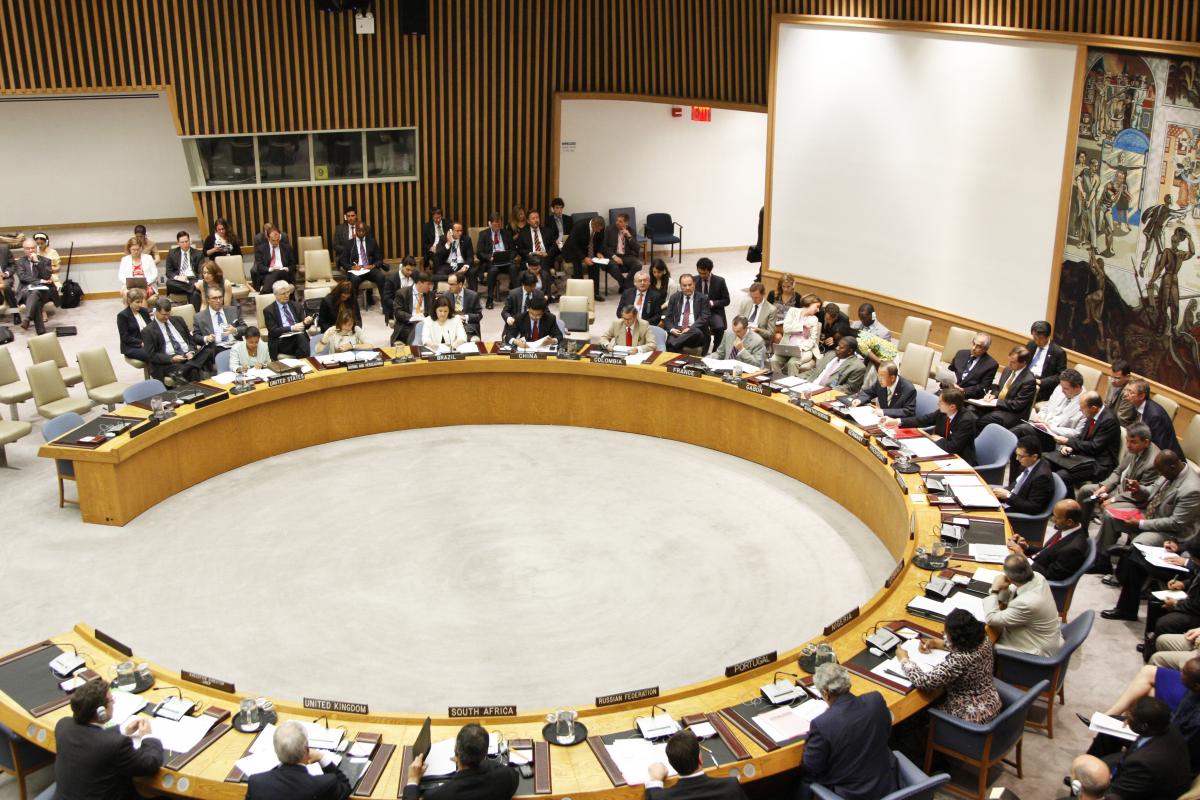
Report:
245,719,351,800
984,553,1064,656
796,663,897,800
15,236,55,334
263,280,312,358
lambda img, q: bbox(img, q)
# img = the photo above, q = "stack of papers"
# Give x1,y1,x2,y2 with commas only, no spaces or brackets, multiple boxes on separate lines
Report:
424,738,458,777
772,376,806,389
278,358,314,373
751,700,829,743
903,438,949,458
900,638,949,669
135,713,217,752
1088,712,1137,741
605,738,674,785
107,691,147,730
516,338,557,352
316,349,379,365
968,544,1009,563
846,406,881,427
1135,544,1190,572
972,567,1004,584
249,722,344,755
624,351,654,365
908,592,986,622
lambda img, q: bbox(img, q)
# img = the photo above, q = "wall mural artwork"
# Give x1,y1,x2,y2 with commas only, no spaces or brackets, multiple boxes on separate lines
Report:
1056,49,1200,396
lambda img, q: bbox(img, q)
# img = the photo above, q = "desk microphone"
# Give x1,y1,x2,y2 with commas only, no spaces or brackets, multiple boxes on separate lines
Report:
148,686,199,718
760,672,803,705
312,714,329,728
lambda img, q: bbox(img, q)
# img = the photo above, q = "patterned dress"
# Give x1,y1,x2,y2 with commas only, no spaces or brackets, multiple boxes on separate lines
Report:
900,640,1002,723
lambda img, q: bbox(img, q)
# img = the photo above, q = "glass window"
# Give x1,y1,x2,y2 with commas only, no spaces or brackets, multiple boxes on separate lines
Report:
193,136,257,186
257,135,310,183
366,130,417,178
313,132,364,180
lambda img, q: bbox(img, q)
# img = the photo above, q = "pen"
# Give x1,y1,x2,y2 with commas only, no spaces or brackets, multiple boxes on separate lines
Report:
699,743,716,766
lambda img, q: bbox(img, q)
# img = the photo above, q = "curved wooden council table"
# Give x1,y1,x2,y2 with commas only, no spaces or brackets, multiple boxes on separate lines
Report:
16,350,1010,798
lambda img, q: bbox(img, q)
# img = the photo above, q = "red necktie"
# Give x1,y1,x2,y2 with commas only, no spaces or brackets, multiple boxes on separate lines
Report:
1086,416,1096,437
944,417,951,437
493,231,499,246
682,298,691,327
532,319,540,339
626,327,633,346
1042,529,1061,549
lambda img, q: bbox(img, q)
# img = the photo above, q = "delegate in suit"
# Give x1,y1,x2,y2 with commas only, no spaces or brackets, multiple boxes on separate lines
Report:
939,334,999,399
711,317,766,369
403,724,519,800
973,346,1037,429
246,720,351,800
644,728,748,800
852,362,916,418
618,271,663,326
694,259,729,351
1009,500,1091,581
1078,422,1160,529
798,337,866,394
601,307,658,352
983,555,1065,657
889,387,978,465
661,275,711,352
992,437,1054,514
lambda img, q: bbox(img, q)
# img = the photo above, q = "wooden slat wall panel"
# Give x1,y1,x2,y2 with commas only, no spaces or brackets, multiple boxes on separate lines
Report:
1,0,1196,254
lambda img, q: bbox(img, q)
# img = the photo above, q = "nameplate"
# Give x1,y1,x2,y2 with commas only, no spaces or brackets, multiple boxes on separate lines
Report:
595,686,660,707
592,355,626,366
194,391,229,409
346,359,382,372
558,352,582,361
267,372,304,387
303,697,369,715
128,417,160,438
667,364,703,378
431,352,467,361
510,351,549,360
180,670,235,694
845,426,868,445
803,404,831,422
885,559,906,588
823,607,860,636
893,470,909,494
725,650,777,678
868,442,889,463
448,705,517,717
94,629,133,657
741,381,773,397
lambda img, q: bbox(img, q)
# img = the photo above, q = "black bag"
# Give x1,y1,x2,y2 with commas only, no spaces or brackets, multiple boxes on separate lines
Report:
0,326,13,345
60,280,83,308
746,245,762,264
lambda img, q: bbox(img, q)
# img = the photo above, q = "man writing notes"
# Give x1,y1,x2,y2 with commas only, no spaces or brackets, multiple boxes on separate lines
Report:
564,215,624,302
246,719,351,800
711,316,766,369
193,287,245,348
884,387,978,465
662,274,710,352
798,336,866,394
338,220,389,305
736,282,776,342
851,361,916,418
644,728,748,799
1008,368,1087,447
510,297,563,349
601,305,657,353
973,346,1036,429
983,553,1064,656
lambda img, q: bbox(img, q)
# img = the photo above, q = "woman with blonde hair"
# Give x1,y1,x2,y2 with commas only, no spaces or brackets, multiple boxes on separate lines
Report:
117,237,158,302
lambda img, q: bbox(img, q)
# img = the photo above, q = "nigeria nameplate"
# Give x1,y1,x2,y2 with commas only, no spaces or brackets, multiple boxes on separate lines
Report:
823,607,860,636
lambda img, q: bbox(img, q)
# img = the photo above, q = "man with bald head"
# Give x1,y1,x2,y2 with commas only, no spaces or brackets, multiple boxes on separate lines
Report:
984,552,1064,656
1057,754,1110,800
1008,499,1090,581
1045,391,1120,489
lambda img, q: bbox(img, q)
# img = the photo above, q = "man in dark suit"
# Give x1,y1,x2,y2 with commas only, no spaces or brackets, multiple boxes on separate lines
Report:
510,297,562,348
852,361,916,418
501,273,544,342
477,212,517,309
331,204,361,265
694,259,729,352
661,274,711,352
0,241,13,307
246,719,351,800
517,261,554,298
443,274,483,340
435,222,474,282
421,207,452,259
618,270,662,326
974,346,1037,429
52,679,164,800
796,663,897,800
14,237,55,334
546,198,571,253
392,272,435,345
1124,379,1185,458
193,287,246,347
263,282,313,358
116,288,153,362
515,209,558,278
253,225,297,293
404,724,518,800
644,729,747,799
1091,697,1191,799
1009,500,1089,580
602,212,642,282
1047,392,1120,487
941,333,999,400
383,257,417,324
164,230,204,310
993,436,1054,514
143,298,215,383
563,215,623,302
1026,320,1068,402
889,387,979,465
337,220,389,305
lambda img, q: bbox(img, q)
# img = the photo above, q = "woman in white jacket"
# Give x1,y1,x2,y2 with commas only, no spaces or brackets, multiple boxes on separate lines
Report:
117,237,158,302
422,296,468,349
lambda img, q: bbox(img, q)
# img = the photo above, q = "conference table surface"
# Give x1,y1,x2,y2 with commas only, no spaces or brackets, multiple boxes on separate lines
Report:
17,345,1011,799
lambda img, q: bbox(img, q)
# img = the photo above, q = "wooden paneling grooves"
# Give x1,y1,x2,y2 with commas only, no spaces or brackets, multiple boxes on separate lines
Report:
1,0,1196,254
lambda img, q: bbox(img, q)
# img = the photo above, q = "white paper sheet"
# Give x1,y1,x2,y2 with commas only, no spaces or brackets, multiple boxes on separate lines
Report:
1134,544,1190,572
1152,589,1189,601
972,567,1004,584
279,358,314,373
900,638,949,670
846,406,881,427
1088,712,1137,741
903,438,949,458
106,691,147,730
624,351,654,365
969,544,1009,563
952,485,1002,508
751,700,829,743
456,342,480,354
605,738,674,786
945,591,986,621
137,713,217,753
235,748,280,776
424,737,459,777
211,371,238,385
869,657,913,689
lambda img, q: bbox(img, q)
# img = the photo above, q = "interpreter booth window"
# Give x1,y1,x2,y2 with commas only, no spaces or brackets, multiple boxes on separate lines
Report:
313,132,364,180
190,136,257,186
366,129,417,178
258,135,311,183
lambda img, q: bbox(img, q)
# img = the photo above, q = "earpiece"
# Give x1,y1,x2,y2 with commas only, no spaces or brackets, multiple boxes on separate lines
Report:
95,706,108,723
1070,778,1082,796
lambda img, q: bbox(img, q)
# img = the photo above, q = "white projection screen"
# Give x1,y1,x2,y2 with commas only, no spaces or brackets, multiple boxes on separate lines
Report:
767,23,1080,333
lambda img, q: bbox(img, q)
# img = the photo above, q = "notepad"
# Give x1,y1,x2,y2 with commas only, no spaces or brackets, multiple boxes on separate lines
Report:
625,351,654,365
1152,589,1188,602
136,713,217,752
903,438,949,458
1134,544,1189,572
751,701,828,744
900,638,949,669
1088,712,1137,741
605,738,674,785
870,657,912,688
969,544,1009,563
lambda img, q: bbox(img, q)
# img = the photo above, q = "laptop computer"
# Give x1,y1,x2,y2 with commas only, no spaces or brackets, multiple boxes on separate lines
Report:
772,344,805,358
125,277,148,290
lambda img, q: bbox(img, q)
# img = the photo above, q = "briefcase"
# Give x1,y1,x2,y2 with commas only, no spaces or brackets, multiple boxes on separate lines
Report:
1043,450,1095,484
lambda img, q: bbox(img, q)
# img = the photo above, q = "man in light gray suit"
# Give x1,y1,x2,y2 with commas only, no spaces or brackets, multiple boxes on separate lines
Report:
1126,451,1200,547
712,316,766,369
736,282,776,342
192,287,246,347
600,305,657,352
799,336,867,394
1079,422,1159,531
983,554,1064,657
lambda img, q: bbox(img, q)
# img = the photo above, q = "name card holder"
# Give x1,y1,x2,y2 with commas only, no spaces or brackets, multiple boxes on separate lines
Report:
666,364,703,377
893,470,910,494
741,381,772,397
823,606,860,636
595,686,659,707
510,351,550,360
844,426,868,445
346,359,382,372
267,372,304,388
349,733,394,798
591,354,626,366
725,650,777,678
431,352,467,361
803,404,831,422
194,391,229,409
448,705,517,717
868,442,889,463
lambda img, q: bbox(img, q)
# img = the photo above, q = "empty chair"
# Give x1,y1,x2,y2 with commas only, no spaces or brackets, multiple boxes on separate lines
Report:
409,319,424,346
558,295,589,333
643,213,682,263
215,349,233,374
812,751,949,800
1048,537,1097,620
123,379,166,405
925,678,1048,800
835,302,850,316
993,610,1094,738
936,326,977,376
898,343,935,387
0,418,33,469
170,303,196,329
27,332,82,387
915,388,939,418
0,720,54,800
650,325,667,351
304,250,337,299
77,349,130,411
1004,472,1068,544
1185,415,1200,471
973,423,1017,484
216,253,251,305
565,278,597,323
896,316,932,354
0,347,33,421
254,293,275,330
27,361,92,420
41,411,85,507
295,236,324,268
1072,362,1102,392
1156,393,1180,423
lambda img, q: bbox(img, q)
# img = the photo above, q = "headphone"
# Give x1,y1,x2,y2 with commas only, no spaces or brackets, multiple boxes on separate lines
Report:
94,705,108,723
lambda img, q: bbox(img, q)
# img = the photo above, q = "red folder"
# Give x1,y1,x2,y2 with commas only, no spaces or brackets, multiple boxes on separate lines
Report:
1106,507,1145,523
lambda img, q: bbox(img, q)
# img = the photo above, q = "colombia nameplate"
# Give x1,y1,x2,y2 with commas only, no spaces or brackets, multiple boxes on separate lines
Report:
666,364,703,378
823,607,860,636
431,352,467,361
740,381,772,397
267,373,304,387
181,670,235,694
94,628,133,657
845,426,868,445
592,354,626,366
346,359,382,372
802,404,831,422
303,697,369,715
448,705,517,717
725,650,777,678
595,686,660,707
868,442,889,463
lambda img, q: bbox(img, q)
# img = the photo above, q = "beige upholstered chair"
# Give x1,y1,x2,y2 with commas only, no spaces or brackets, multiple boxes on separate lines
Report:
27,332,81,387
898,343,935,387
1184,415,1200,473
254,293,275,330
896,316,932,354
296,236,324,268
1156,393,1180,423
558,295,591,340
124,356,149,378
304,250,337,300
835,302,850,316
565,279,596,323
170,303,196,329
215,255,251,305
935,326,976,377
1072,363,1102,392
0,348,33,421
0,419,32,468
77,349,130,411
26,361,93,419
